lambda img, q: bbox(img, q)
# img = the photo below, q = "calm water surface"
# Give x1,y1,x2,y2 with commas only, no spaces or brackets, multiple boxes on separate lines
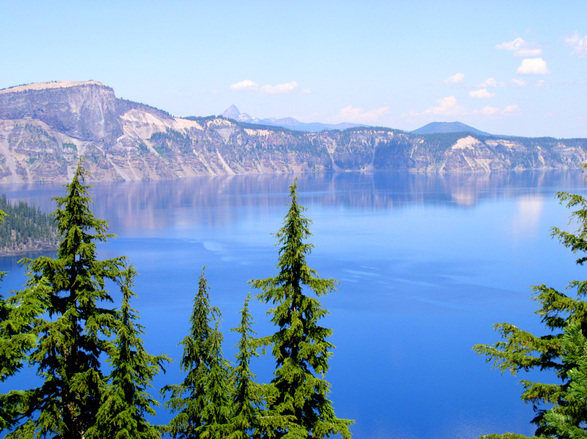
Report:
1,171,586,439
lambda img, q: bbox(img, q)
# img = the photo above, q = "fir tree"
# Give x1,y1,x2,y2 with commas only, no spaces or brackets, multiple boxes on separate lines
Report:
1,162,131,439
474,189,587,438
249,180,353,439
542,321,587,439
228,293,264,439
163,268,232,439
0,208,41,431
86,267,170,439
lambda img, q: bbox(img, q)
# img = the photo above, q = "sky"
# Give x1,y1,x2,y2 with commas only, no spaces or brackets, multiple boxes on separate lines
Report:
2,1,587,138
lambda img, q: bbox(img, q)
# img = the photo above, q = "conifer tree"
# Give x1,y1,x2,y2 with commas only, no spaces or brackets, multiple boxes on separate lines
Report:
249,180,353,439
0,278,50,432
474,189,587,438
228,293,263,439
86,267,169,439
163,268,232,439
1,162,132,439
0,209,43,431
542,321,587,439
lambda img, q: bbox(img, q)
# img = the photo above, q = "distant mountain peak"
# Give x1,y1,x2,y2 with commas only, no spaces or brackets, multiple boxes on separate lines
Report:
220,105,364,132
221,105,253,122
411,121,491,136
221,104,240,119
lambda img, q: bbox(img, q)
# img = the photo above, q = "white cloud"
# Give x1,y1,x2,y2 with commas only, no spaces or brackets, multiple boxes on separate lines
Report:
443,73,465,84
260,81,299,94
472,104,520,116
334,105,390,124
516,58,550,75
230,80,305,94
535,79,548,87
230,79,259,91
469,88,496,99
405,96,467,118
477,77,500,88
476,106,500,116
496,37,542,57
511,78,528,87
428,96,467,116
502,104,521,115
565,32,587,57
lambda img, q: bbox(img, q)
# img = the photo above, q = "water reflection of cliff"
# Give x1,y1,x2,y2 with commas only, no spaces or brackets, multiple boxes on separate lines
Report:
0,171,584,233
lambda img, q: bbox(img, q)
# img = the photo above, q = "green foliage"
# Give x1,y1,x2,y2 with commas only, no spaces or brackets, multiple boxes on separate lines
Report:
0,161,162,439
474,186,587,438
149,129,193,155
0,194,58,253
227,293,261,438
542,322,587,439
249,180,353,439
163,268,232,439
227,293,293,438
8,124,57,150
86,267,170,439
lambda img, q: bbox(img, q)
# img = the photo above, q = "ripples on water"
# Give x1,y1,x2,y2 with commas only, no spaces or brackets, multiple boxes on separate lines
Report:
0,170,585,439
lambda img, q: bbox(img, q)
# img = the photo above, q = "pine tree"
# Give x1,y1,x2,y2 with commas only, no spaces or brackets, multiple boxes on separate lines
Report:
163,268,232,439
474,189,587,438
227,293,263,439
1,162,131,439
0,208,40,431
542,321,587,439
86,267,170,439
0,278,50,432
249,180,353,439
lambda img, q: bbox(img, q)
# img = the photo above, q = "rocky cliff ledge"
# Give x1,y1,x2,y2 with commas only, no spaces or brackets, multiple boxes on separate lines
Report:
0,81,585,183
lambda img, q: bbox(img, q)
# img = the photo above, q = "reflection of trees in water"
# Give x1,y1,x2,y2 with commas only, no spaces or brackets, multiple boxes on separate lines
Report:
0,171,584,232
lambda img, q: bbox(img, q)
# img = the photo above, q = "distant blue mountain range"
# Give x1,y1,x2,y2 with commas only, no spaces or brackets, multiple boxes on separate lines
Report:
221,105,364,132
410,121,492,136
222,106,492,136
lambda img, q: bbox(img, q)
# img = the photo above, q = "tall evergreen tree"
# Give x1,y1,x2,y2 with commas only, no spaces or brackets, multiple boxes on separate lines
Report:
86,267,169,439
228,293,264,439
163,268,232,439
542,321,587,439
474,189,587,438
1,162,132,439
249,180,353,439
0,208,43,431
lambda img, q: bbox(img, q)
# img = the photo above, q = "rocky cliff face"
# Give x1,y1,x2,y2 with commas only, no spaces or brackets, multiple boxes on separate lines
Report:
0,81,585,183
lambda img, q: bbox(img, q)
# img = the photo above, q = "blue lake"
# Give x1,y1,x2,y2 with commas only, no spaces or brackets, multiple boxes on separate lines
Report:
0,170,586,439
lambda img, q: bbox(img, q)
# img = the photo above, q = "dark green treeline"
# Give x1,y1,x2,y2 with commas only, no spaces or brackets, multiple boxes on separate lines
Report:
0,194,58,253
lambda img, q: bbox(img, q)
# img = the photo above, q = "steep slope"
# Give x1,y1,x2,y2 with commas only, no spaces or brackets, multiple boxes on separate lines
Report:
0,81,585,183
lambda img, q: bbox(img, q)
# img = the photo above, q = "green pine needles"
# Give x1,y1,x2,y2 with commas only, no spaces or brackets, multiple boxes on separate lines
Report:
163,268,232,439
0,169,353,439
86,268,170,439
0,162,166,439
249,180,353,439
474,188,587,438
164,181,353,439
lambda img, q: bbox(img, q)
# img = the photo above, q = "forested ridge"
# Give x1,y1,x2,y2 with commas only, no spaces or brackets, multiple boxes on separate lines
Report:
0,194,57,254
1,81,587,183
